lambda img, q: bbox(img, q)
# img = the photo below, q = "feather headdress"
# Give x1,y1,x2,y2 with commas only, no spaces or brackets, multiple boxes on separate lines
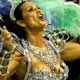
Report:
31,0,80,37
0,0,80,37
0,0,12,15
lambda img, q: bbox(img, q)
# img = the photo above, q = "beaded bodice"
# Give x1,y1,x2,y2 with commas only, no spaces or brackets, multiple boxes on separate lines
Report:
22,39,69,80
27,40,60,73
25,62,68,80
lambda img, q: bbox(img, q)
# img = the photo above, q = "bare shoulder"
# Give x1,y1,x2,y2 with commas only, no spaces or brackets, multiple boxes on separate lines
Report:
60,42,80,61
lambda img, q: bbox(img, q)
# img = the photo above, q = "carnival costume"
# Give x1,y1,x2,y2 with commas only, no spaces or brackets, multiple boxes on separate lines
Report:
0,0,80,80
0,32,69,80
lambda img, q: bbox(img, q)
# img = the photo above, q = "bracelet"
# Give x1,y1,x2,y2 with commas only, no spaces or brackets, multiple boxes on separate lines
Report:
0,45,16,76
6,44,16,54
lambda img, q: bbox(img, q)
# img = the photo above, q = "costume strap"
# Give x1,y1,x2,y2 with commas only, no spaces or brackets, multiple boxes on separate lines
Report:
21,39,31,80
11,33,32,79
44,38,61,59
12,33,31,74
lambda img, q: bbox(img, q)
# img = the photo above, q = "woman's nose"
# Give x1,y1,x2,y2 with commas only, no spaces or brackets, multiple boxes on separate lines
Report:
36,9,42,13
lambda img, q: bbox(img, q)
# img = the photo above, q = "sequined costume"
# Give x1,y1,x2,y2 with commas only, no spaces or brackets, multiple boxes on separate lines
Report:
0,31,69,80
0,0,70,80
18,38,69,80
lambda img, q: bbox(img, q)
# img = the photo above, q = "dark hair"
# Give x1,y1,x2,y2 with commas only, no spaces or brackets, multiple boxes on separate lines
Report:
13,1,27,39
14,1,26,20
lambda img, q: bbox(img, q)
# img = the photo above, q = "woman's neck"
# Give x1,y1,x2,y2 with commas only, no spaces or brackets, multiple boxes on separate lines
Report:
25,31,45,48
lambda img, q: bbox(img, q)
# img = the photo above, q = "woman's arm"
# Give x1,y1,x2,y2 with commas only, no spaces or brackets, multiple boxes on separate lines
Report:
0,26,22,80
0,50,21,80
60,42,80,61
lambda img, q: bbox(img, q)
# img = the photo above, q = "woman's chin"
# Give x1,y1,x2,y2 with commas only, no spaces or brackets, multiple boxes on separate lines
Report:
40,21,47,27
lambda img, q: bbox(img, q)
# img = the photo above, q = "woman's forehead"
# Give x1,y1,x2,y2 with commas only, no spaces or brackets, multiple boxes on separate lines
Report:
21,2,37,9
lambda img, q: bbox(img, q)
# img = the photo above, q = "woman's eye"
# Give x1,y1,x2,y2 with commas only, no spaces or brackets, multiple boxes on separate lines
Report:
27,7,34,12
38,7,40,9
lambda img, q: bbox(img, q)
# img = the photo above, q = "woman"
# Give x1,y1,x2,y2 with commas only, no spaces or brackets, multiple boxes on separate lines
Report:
0,1,80,80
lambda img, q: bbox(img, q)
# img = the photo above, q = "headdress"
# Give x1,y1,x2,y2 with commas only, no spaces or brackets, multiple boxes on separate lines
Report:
0,0,80,37
0,0,12,15
9,0,28,20
31,0,80,37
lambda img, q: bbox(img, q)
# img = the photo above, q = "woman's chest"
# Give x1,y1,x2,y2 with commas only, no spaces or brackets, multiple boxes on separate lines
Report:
30,52,61,74
16,53,68,80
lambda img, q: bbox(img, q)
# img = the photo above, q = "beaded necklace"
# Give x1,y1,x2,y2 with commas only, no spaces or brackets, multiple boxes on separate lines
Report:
22,39,69,80
26,39,61,73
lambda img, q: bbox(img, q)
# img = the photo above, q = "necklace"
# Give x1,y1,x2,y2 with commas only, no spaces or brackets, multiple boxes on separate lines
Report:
26,40,60,73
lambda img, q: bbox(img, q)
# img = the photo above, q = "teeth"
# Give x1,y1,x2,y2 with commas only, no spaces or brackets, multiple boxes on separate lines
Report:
38,14,43,18
39,15,42,17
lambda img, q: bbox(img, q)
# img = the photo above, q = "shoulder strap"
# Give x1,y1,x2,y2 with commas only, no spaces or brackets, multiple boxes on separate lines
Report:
44,38,61,59
12,33,31,71
21,39,31,80
12,33,32,79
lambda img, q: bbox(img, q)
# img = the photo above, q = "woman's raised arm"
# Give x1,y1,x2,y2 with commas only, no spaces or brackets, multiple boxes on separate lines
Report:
60,42,80,61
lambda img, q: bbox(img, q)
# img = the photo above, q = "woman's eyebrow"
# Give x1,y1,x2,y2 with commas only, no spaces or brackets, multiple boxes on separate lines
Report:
36,6,40,9
24,6,32,10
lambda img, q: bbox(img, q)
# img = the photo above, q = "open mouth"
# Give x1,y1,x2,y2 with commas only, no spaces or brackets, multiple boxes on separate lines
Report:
38,14,45,21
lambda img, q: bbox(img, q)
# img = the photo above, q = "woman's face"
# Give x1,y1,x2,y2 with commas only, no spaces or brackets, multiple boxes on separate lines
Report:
20,2,47,30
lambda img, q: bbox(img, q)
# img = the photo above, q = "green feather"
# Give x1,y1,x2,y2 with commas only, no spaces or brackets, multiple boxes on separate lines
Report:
31,1,80,37
10,0,80,37
53,2,80,37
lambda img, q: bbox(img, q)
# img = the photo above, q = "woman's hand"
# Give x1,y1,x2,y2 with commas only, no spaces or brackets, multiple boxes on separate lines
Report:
0,26,13,51
0,26,21,80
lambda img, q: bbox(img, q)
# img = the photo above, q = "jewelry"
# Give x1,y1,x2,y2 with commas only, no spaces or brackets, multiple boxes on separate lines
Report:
6,34,12,39
0,44,16,76
25,40,69,80
27,41,60,72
